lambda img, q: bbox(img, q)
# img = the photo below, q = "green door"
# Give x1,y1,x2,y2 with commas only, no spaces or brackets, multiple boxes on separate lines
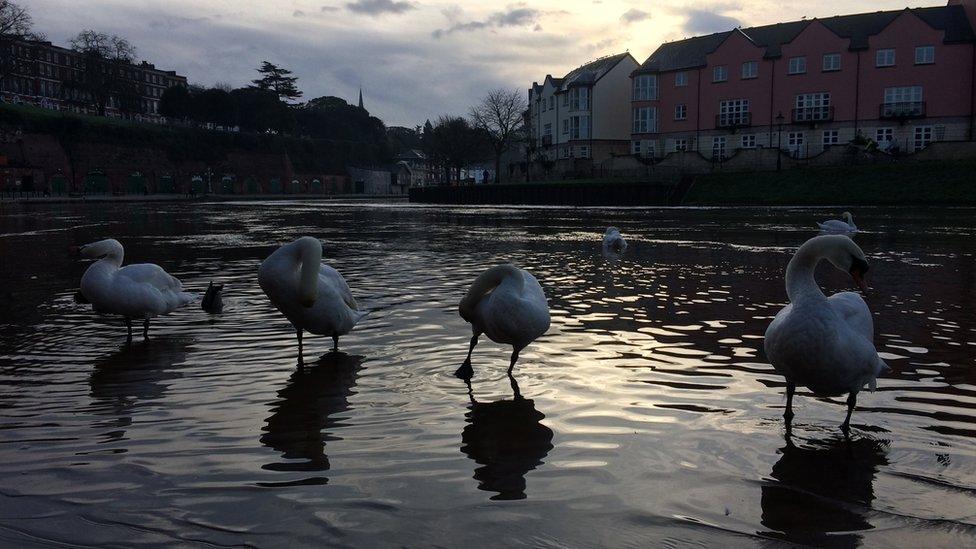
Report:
128,173,146,194
290,180,302,194
269,178,282,194
84,172,108,194
50,174,67,195
221,177,234,194
158,175,175,194
191,177,204,195
246,177,259,194
310,179,323,193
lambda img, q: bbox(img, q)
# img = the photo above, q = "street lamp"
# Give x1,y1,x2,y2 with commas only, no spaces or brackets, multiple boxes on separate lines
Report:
775,111,785,171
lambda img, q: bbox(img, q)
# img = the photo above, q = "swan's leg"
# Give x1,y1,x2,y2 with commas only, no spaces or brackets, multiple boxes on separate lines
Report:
455,335,479,379
508,372,523,400
142,318,150,340
124,318,132,344
784,382,796,436
296,328,303,353
332,334,339,352
841,392,858,437
507,349,520,375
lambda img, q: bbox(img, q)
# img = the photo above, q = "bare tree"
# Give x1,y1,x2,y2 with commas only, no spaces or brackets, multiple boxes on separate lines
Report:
0,0,42,91
69,30,136,61
65,30,140,116
470,88,527,184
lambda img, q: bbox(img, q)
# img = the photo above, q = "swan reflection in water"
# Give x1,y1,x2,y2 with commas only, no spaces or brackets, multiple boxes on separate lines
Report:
460,375,554,500
260,352,363,482
760,436,888,547
89,338,192,443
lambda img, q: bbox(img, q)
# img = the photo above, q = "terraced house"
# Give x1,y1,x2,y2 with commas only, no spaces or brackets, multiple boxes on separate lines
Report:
630,0,976,159
528,52,639,163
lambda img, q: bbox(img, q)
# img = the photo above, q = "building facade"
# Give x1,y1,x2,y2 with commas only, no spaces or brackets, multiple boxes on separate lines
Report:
528,52,639,162
0,38,187,121
631,0,976,159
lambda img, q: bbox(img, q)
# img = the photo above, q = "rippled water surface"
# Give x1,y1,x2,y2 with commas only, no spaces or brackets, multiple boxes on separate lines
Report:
1,201,975,547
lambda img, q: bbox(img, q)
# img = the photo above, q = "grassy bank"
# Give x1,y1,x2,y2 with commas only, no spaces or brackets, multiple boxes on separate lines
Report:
0,103,387,173
683,160,976,206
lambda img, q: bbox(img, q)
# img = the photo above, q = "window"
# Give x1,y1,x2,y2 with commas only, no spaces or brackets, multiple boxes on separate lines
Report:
718,99,750,127
876,127,894,144
674,104,687,120
673,138,688,152
579,145,591,158
561,147,570,159
632,140,641,155
882,86,924,117
884,86,923,104
548,97,554,110
569,115,590,139
543,123,552,138
822,130,839,146
876,48,895,67
713,65,728,82
632,107,657,133
794,93,831,121
741,134,757,148
712,136,727,159
787,131,805,156
562,119,569,135
788,56,806,75
563,93,568,107
569,87,590,110
741,61,758,79
915,46,934,65
913,126,932,151
675,71,688,87
633,74,658,100
822,53,841,72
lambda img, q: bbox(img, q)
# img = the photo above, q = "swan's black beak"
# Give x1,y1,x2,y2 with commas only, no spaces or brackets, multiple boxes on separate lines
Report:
849,258,869,292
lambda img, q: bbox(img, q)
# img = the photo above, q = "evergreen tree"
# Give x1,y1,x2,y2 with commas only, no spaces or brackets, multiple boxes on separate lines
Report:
251,61,303,102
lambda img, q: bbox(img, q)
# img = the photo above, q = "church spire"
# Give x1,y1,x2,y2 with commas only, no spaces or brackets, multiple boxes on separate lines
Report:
358,87,364,110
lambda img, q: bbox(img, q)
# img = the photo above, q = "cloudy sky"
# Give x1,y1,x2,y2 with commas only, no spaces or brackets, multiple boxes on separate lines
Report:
27,0,943,127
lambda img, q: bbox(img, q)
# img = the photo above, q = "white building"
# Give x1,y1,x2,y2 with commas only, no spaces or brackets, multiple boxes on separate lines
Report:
527,52,640,162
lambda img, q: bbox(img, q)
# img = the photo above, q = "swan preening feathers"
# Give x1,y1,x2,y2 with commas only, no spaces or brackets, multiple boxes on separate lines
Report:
602,227,627,254
78,238,195,342
258,236,366,355
764,235,887,436
455,264,551,379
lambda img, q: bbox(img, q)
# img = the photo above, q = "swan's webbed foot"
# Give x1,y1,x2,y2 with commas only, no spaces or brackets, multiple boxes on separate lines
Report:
296,328,304,360
455,359,474,380
783,382,796,434
840,392,858,439
125,318,133,345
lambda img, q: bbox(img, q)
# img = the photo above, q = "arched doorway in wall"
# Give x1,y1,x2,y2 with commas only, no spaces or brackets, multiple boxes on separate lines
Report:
84,171,108,195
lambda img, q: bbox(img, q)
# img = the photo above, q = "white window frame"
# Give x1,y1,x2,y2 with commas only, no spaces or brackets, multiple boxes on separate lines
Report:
633,74,658,100
632,107,656,133
674,104,687,120
794,92,831,121
569,115,590,139
913,125,932,151
673,138,688,152
674,71,688,87
876,128,894,147
713,65,728,82
718,99,750,127
741,61,758,79
579,145,590,158
822,130,839,147
914,46,934,65
822,53,841,72
788,56,806,75
712,136,727,159
876,48,896,67
562,119,569,135
740,134,757,149
786,131,805,156
569,87,590,111
632,140,641,155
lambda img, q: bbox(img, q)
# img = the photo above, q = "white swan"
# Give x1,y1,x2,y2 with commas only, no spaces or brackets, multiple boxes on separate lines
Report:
78,239,195,342
258,236,366,354
817,211,857,234
602,227,627,254
764,235,887,436
455,264,550,379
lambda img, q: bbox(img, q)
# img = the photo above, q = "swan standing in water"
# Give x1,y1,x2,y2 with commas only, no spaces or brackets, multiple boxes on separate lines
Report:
764,235,887,436
602,227,627,254
258,236,366,355
817,211,858,234
78,239,195,342
456,264,550,379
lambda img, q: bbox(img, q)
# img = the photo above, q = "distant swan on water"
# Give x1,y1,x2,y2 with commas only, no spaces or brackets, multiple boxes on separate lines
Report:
455,264,550,379
78,238,195,342
602,227,627,254
258,236,366,355
817,211,857,234
764,235,887,436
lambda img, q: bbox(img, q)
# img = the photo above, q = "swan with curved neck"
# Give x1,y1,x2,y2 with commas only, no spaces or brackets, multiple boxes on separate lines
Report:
456,264,550,379
817,211,858,234
258,236,365,356
78,238,195,342
602,227,627,254
765,235,886,436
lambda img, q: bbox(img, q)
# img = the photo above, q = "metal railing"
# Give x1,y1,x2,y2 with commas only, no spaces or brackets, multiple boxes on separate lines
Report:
879,101,925,119
715,112,751,129
792,105,834,123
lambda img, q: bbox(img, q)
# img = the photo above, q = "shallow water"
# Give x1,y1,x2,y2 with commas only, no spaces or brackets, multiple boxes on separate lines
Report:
1,201,975,547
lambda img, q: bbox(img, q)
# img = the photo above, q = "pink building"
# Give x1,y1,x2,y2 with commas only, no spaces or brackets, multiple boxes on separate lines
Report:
631,0,976,159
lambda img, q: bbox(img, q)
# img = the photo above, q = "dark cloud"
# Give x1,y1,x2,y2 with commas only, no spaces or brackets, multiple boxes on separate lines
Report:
620,9,650,24
345,0,416,16
433,5,541,38
683,8,740,34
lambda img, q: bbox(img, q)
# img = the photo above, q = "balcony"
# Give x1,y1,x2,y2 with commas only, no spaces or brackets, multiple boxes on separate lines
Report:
792,105,834,124
715,112,751,130
879,101,925,120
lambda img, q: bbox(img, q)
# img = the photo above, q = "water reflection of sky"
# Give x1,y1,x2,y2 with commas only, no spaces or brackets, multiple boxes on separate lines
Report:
0,202,974,546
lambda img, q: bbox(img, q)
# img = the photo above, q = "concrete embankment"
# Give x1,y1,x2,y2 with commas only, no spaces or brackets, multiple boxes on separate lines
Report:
409,181,681,206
